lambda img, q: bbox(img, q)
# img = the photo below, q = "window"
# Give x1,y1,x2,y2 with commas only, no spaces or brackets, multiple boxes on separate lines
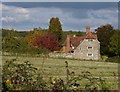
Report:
88,39,94,41
88,46,93,49
72,46,74,49
87,54,93,56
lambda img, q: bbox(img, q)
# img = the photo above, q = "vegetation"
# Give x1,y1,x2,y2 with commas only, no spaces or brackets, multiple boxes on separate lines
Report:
106,56,120,63
25,27,47,46
95,24,120,57
1,18,119,91
33,32,60,51
2,28,49,56
48,17,63,44
108,30,120,56
2,21,120,62
2,57,118,91
95,24,113,55
1,17,85,56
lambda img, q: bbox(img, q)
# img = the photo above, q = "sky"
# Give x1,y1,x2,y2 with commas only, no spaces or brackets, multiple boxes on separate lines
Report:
2,0,120,2
1,2,118,32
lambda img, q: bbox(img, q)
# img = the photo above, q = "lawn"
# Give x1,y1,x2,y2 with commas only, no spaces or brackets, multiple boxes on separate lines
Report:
2,56,119,90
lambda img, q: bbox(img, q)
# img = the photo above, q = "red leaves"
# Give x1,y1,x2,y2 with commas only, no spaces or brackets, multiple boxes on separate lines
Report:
33,32,59,51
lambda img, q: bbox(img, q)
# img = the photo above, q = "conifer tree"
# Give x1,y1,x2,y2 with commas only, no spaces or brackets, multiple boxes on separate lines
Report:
48,17,63,44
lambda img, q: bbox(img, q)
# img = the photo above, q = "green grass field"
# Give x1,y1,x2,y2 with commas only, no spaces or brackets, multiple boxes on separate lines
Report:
2,56,119,90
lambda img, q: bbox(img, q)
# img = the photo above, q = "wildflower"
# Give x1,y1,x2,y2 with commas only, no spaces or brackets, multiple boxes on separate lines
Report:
52,79,56,84
6,79,11,85
6,79,12,88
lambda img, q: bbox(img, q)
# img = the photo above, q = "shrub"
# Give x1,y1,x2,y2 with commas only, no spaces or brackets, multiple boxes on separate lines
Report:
64,61,110,91
2,59,46,90
106,56,120,63
101,55,108,59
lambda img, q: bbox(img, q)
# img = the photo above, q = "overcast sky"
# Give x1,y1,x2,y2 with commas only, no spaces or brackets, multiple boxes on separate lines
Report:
1,2,118,32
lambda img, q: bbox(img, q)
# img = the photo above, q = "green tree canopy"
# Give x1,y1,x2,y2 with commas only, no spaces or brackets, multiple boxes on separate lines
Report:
2,29,20,53
48,17,63,44
95,24,113,55
108,30,120,56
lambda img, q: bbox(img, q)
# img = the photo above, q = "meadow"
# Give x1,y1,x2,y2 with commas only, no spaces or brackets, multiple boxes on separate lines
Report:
2,56,119,90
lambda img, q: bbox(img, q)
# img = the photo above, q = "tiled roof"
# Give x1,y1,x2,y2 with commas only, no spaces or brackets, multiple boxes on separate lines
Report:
64,32,97,49
70,36,85,47
85,32,97,39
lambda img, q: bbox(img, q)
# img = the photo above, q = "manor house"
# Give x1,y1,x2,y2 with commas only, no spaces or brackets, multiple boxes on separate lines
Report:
63,26,100,60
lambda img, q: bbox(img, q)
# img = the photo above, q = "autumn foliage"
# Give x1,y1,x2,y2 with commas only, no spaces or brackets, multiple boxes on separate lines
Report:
33,32,59,51
25,28,46,46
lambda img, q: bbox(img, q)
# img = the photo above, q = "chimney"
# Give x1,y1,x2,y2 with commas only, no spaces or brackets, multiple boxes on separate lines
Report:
66,35,71,52
86,26,90,34
66,35,70,47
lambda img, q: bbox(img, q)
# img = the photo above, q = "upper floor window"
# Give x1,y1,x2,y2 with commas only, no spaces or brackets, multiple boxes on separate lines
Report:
71,44,74,49
88,46,93,49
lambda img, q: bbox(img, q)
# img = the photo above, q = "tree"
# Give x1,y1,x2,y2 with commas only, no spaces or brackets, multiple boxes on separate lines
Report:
25,28,46,46
2,28,49,55
48,17,63,44
2,29,20,53
95,24,113,55
108,30,120,56
33,32,59,51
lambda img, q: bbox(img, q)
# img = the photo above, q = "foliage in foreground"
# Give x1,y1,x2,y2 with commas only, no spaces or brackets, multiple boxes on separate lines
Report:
2,59,112,91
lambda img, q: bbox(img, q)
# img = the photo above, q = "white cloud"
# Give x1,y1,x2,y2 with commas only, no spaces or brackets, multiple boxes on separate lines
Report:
28,7,64,22
14,8,29,14
2,3,10,11
87,8,117,19
2,3,30,22
86,8,118,27
2,3,118,31
2,16,14,22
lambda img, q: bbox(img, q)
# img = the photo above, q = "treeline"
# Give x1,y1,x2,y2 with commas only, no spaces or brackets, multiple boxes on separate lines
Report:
2,17,84,56
1,17,120,58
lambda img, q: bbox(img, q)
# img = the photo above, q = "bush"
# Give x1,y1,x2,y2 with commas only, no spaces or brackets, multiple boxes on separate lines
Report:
2,59,47,91
101,55,108,59
106,56,120,63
